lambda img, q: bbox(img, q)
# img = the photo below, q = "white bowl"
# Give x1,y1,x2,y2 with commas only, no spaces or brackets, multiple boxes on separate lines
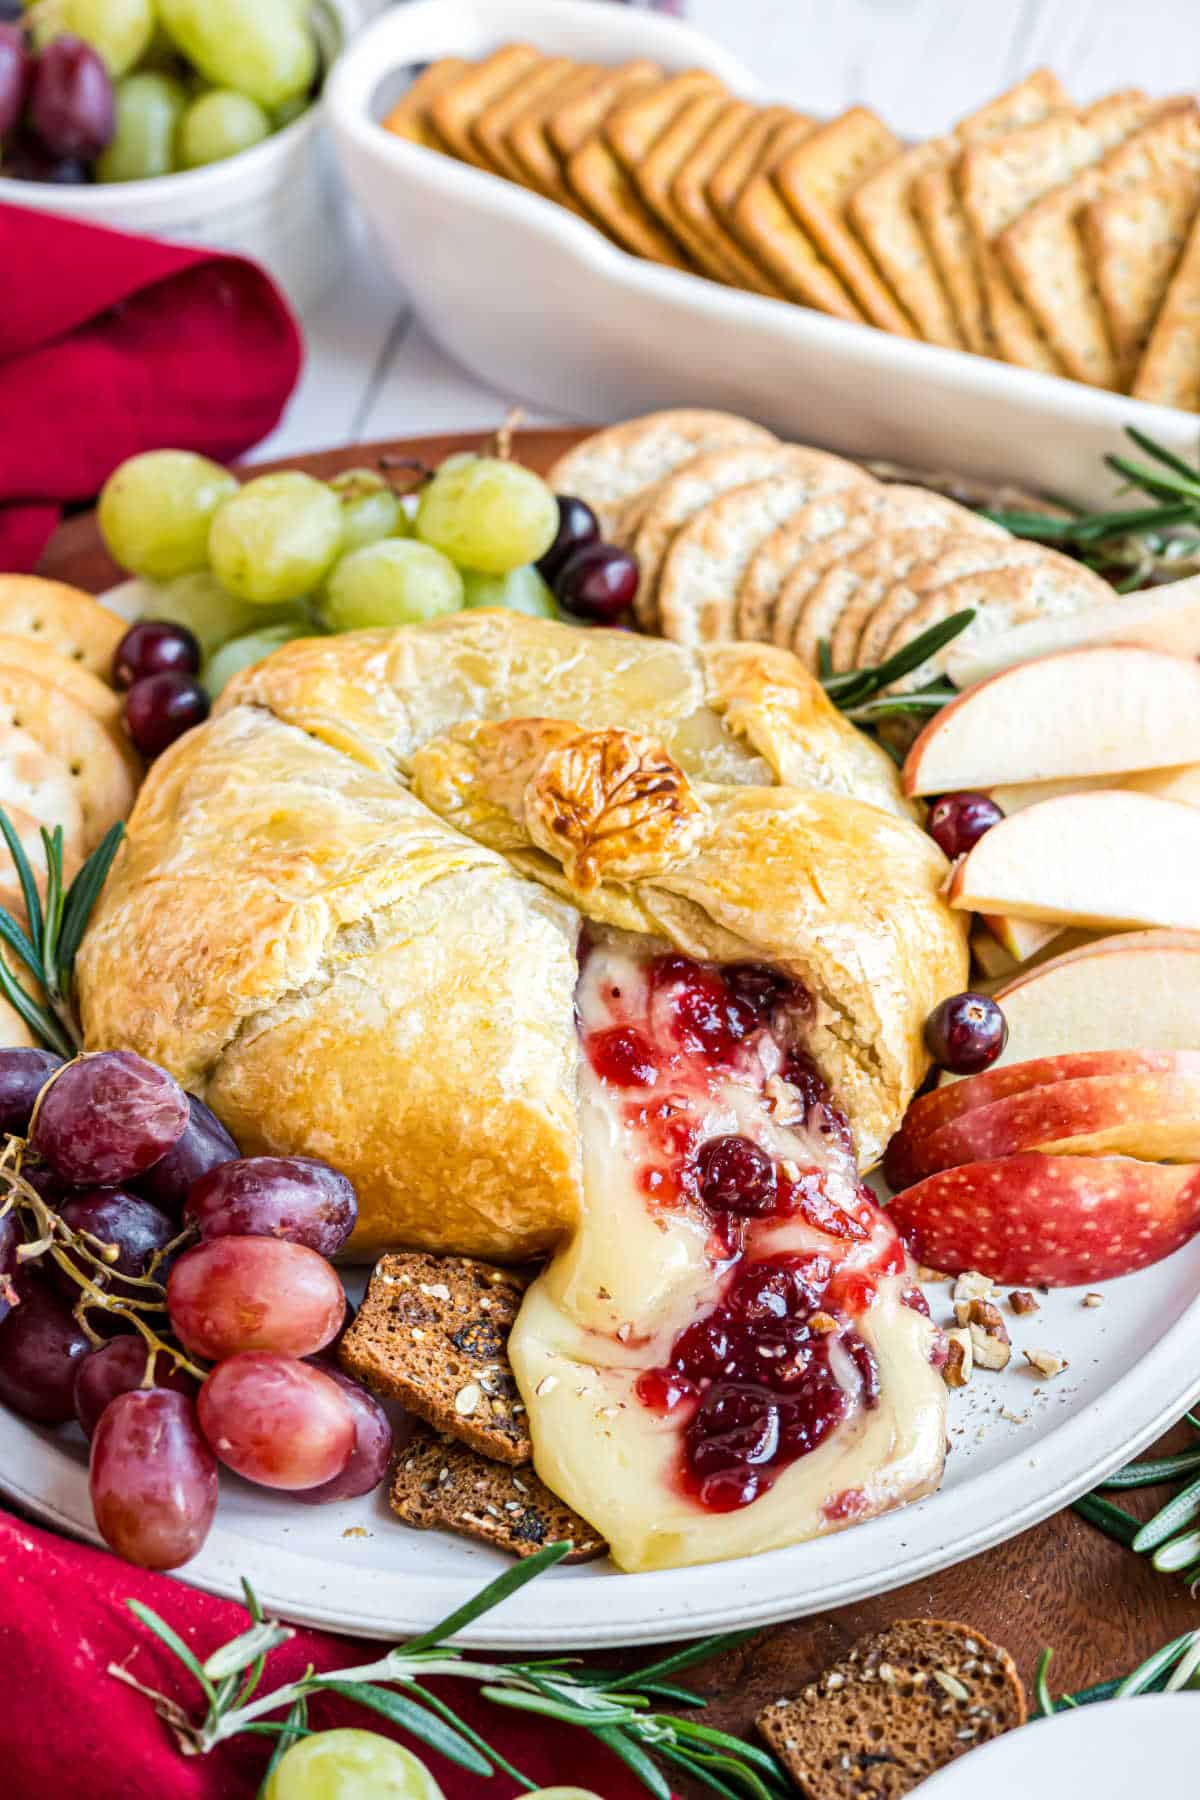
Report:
0,0,361,313
327,0,1200,507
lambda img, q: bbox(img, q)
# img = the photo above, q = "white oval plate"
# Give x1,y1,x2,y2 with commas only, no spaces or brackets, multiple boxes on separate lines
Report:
3,1243,1198,1647
919,1695,1197,1797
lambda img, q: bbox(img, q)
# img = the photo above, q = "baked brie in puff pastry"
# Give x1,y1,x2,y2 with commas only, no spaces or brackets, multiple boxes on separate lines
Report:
78,612,966,1568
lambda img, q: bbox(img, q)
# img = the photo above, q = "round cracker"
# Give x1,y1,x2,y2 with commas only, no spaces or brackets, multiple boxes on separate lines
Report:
0,724,85,848
854,534,1047,672
0,670,136,850
657,461,871,646
0,575,124,679
0,636,121,730
633,444,854,636
785,528,965,676
545,410,778,534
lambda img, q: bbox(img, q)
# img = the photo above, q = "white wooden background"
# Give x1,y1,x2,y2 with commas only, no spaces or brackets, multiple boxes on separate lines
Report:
257,0,1200,462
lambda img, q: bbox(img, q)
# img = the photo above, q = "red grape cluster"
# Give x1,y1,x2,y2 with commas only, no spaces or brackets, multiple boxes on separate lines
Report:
113,618,209,759
0,1047,393,1571
0,27,114,184
536,493,639,625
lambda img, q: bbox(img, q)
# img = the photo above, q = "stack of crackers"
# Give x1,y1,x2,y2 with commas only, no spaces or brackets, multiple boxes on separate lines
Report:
0,575,139,1049
385,50,1200,410
546,408,1119,670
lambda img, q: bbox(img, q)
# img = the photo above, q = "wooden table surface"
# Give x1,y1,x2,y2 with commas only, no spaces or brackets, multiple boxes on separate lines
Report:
39,428,1200,1784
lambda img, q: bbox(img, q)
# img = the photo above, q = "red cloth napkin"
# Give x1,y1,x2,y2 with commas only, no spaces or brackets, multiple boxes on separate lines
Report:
0,1506,664,1797
0,203,303,572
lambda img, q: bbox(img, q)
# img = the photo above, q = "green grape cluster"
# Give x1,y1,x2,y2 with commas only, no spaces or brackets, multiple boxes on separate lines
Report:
96,446,566,697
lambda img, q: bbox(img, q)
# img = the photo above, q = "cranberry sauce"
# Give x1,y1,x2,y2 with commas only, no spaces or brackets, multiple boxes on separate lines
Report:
577,935,903,1515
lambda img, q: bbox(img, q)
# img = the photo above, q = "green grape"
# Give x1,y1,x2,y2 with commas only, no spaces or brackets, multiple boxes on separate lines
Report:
98,450,238,581
415,456,558,576
273,94,310,130
208,471,343,606
527,1792,608,1799
33,0,154,75
157,0,317,108
461,564,558,618
152,571,301,657
263,1729,446,1800
328,469,405,556
320,540,464,632
97,72,187,181
203,621,309,698
178,89,272,168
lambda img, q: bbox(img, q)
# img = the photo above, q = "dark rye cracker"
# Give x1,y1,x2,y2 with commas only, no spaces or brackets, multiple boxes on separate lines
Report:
389,1422,607,1562
339,1252,533,1464
380,58,467,153
757,1618,1025,1800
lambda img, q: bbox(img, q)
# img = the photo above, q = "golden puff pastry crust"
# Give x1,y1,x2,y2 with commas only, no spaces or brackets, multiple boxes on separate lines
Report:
78,613,966,1260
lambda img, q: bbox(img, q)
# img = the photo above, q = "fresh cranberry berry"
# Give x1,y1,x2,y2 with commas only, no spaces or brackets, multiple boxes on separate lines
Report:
726,1255,831,1323
554,543,639,624
587,1025,660,1088
636,1368,696,1412
124,672,210,759
114,620,202,689
696,1135,777,1216
924,991,1008,1074
671,1315,737,1380
687,1383,780,1474
651,955,744,1056
723,962,807,1019
536,494,600,585
926,791,1003,860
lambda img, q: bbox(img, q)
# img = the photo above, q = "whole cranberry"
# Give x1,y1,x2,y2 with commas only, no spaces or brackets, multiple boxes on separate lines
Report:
696,1136,777,1216
925,992,1008,1075
926,792,1003,860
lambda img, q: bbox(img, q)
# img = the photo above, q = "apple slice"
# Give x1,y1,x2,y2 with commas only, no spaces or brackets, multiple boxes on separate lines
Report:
987,775,1115,814
947,792,1200,930
944,573,1200,688
980,912,1061,963
1125,763,1200,807
903,646,1200,796
970,927,1017,982
887,1153,1200,1285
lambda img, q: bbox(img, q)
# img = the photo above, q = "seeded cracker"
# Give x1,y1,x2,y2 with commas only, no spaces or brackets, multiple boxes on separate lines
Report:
1083,171,1200,383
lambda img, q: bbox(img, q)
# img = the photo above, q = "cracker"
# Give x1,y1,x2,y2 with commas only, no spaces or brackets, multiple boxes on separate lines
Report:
546,59,661,159
472,54,580,184
731,117,866,322
0,669,137,850
737,491,881,647
429,44,543,172
860,536,1068,672
544,410,777,532
670,100,786,297
837,529,1003,671
772,108,915,333
632,443,843,631
657,461,871,646
604,67,723,170
1084,172,1200,382
506,61,606,208
0,576,124,679
380,57,467,153
708,104,803,220
0,637,120,732
632,89,747,285
1132,204,1200,408
848,139,963,346
0,723,85,847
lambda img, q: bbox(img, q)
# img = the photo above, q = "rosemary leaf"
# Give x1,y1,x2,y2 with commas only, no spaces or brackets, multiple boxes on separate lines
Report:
321,1680,495,1775
668,1715,789,1781
405,1681,536,1790
655,1745,746,1800
402,1539,572,1654
1103,1448,1200,1490
606,1629,761,1692
1034,1649,1055,1719
57,822,125,980
660,1739,778,1800
1132,1472,1200,1553
0,954,70,1057
1124,427,1200,483
480,1685,638,1728
125,1600,218,1706
592,1724,672,1800
257,1697,308,1799
1105,453,1200,505
816,639,833,680
1164,1636,1200,1692
1152,1527,1200,1573
0,902,41,982
1114,1632,1199,1698
39,825,65,983
1072,1491,1140,1546
202,1620,293,1683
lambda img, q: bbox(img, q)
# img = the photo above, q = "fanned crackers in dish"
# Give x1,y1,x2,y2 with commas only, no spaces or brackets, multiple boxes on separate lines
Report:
546,59,660,159
0,576,124,679
429,44,543,172
507,62,610,207
632,89,748,284
381,58,467,153
545,409,777,534
1132,206,1200,409
732,116,866,321
672,99,787,297
471,54,580,184
1084,170,1200,384
848,139,963,347
708,105,800,223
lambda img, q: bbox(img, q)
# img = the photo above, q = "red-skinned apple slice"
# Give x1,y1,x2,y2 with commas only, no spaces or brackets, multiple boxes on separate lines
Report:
903,646,1200,796
888,1154,1200,1285
885,1049,1200,1188
946,792,1200,930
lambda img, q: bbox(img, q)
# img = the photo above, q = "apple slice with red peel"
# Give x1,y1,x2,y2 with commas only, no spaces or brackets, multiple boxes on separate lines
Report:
943,574,1200,689
904,646,1200,796
888,1154,1200,1285
946,792,1200,930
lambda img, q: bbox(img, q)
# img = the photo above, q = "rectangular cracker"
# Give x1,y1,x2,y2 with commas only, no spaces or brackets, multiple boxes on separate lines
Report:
708,104,800,220
546,58,661,158
996,98,1189,387
429,44,543,171
913,69,1071,352
958,92,1157,371
634,91,754,287
603,67,723,167
1083,171,1200,383
506,61,606,206
380,58,467,153
471,54,580,184
731,117,867,322
772,108,916,333
672,100,788,297
848,138,963,345
1132,206,1200,408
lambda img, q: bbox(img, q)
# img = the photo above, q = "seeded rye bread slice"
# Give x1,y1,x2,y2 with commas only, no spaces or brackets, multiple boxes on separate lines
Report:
339,1253,533,1463
390,1421,607,1562
757,1618,1026,1800
545,410,777,537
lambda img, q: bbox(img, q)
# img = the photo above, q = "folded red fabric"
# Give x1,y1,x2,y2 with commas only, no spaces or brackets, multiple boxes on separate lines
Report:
0,1506,663,1797
0,203,303,573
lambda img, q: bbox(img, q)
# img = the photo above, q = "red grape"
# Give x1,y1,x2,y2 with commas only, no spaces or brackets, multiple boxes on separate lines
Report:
926,792,1003,860
0,1047,63,1137
294,1367,393,1504
113,621,201,690
124,672,209,759
167,1236,346,1360
31,1051,189,1186
53,1189,176,1321
185,1156,357,1256
0,1211,18,1326
925,992,1009,1075
0,23,32,140
74,1336,197,1439
554,543,639,623
135,1093,238,1218
90,1389,217,1569
198,1353,355,1490
28,35,114,160
0,1273,92,1422
1,138,90,181
536,494,600,584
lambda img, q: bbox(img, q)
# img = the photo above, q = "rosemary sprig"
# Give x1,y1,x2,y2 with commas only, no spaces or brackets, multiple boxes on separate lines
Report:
1036,1629,1200,1715
820,611,976,724
1075,1415,1200,1585
110,1545,783,1798
0,805,124,1057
